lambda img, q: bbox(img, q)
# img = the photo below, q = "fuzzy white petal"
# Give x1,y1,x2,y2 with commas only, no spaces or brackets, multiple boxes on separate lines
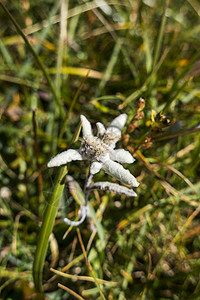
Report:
90,161,102,174
106,127,121,138
109,114,127,131
80,115,93,138
103,127,121,149
110,149,135,164
104,114,128,148
48,149,83,167
90,181,137,197
96,122,106,137
102,160,139,187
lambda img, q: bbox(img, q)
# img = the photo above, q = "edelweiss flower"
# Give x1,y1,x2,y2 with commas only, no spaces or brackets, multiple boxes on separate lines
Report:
48,114,139,187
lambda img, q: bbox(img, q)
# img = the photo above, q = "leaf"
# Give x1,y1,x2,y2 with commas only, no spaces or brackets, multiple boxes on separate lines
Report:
32,166,68,292
66,175,85,206
90,181,137,197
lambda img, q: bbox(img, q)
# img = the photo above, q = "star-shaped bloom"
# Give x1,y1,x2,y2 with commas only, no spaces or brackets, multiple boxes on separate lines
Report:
48,114,139,187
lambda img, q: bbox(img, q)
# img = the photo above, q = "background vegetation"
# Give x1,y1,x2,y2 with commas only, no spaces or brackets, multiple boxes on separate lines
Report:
0,0,200,299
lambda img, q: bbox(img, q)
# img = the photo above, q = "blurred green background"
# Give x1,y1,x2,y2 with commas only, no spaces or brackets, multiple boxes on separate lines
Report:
0,0,200,299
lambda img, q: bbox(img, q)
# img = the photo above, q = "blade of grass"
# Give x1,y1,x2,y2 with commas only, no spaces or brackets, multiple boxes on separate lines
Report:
0,37,14,67
58,70,90,144
125,45,170,103
88,203,105,245
95,39,122,96
83,1,139,83
169,50,200,94
58,283,85,300
152,127,200,141
47,253,84,283
51,267,119,286
32,109,43,210
77,229,106,300
121,45,138,83
143,28,153,74
117,204,153,230
49,0,68,148
136,150,179,196
125,1,171,104
162,77,192,113
153,162,195,189
32,166,68,292
151,0,169,72
0,268,31,280
0,279,15,294
23,1,128,35
0,1,64,117
33,1,60,54
83,0,117,40
55,0,68,98
0,74,46,89
17,0,60,82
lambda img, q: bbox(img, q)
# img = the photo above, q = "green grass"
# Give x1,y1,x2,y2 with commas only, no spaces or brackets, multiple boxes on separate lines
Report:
0,0,200,299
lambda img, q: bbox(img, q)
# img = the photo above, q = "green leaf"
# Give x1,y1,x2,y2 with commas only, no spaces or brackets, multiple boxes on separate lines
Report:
32,166,68,292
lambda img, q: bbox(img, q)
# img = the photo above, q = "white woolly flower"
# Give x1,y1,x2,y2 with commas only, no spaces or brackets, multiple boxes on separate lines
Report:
48,114,139,188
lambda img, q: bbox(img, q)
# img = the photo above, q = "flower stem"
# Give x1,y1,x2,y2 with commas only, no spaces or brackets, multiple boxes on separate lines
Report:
64,170,93,226
84,171,93,206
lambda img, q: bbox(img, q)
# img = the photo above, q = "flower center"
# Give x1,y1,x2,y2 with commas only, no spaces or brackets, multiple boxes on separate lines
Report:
80,136,109,161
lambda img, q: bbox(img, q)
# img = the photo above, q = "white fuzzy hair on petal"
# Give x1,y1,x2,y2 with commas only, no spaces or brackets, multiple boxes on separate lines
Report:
96,122,106,137
80,115,93,138
109,114,127,131
47,149,83,167
90,181,137,197
90,161,102,174
110,149,135,164
102,160,139,187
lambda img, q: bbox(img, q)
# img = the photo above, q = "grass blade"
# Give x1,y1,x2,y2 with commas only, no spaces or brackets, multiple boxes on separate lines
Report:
88,203,105,244
58,70,90,144
162,77,191,113
77,229,106,300
95,39,121,96
151,0,169,71
58,283,85,300
55,0,68,98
